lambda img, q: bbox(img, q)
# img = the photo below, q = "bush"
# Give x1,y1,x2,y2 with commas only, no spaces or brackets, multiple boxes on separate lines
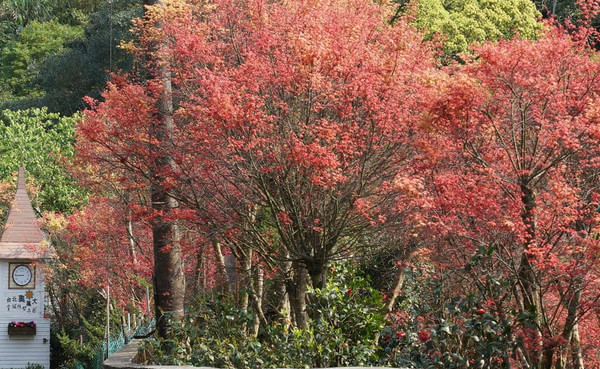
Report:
379,247,522,368
140,262,387,368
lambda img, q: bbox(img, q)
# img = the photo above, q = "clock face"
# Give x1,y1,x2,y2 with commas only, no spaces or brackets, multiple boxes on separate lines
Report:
12,265,32,286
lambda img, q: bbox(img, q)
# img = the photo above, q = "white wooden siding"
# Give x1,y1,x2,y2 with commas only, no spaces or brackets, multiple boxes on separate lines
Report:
0,260,50,369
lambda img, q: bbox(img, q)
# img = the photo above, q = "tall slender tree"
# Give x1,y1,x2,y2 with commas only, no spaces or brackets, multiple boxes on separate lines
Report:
141,0,185,337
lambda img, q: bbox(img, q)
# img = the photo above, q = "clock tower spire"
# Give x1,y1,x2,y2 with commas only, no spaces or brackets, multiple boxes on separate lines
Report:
0,167,52,369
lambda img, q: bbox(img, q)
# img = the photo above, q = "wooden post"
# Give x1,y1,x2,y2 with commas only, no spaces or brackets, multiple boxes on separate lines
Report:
145,285,151,323
105,283,110,360
121,315,129,344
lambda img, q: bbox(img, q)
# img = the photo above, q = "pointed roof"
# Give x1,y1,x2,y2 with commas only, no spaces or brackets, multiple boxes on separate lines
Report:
0,168,52,259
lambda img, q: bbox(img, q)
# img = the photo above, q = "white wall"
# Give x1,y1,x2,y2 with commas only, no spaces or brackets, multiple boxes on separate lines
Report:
0,260,50,369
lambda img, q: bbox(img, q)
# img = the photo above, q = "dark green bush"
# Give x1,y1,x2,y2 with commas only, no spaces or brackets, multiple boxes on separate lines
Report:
140,262,387,368
379,248,522,369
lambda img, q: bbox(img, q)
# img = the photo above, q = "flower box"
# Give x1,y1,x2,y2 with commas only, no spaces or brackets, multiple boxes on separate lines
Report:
8,321,36,336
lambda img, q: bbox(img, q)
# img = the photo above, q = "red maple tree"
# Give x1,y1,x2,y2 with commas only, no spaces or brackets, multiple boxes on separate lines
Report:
418,29,600,368
75,0,437,329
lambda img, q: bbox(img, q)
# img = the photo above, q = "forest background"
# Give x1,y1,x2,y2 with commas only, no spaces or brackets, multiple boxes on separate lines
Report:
1,0,600,368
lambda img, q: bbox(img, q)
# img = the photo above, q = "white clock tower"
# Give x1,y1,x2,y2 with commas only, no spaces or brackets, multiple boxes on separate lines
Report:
0,168,52,369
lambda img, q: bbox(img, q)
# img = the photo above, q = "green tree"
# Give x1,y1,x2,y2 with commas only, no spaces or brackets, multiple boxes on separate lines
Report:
412,0,542,57
532,0,579,19
47,0,106,25
0,0,53,37
0,0,103,35
0,20,83,99
0,108,85,212
36,0,140,115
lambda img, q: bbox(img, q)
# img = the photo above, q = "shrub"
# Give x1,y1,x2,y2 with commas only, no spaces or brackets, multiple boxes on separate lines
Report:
140,262,387,368
379,248,522,368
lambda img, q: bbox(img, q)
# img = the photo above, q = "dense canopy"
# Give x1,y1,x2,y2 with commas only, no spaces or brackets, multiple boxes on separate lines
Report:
1,0,600,368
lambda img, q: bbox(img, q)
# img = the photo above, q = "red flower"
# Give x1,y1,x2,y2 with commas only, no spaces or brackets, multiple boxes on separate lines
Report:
396,331,406,339
476,308,486,315
8,321,35,328
418,329,431,342
347,288,352,296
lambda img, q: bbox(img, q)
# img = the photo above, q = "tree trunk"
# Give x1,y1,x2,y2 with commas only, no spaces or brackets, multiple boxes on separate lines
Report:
275,260,292,326
235,247,252,334
540,345,555,369
194,248,205,295
212,240,231,294
570,321,585,369
250,264,267,337
384,265,410,319
562,275,584,369
373,264,410,344
144,0,185,338
151,197,185,337
307,260,327,290
518,184,541,314
287,262,309,329
126,209,138,265
239,248,252,312
518,183,543,367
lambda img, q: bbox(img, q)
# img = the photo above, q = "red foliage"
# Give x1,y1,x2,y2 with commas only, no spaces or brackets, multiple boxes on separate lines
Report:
69,0,600,365
73,0,438,316
62,196,153,308
418,29,600,366
563,0,600,47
